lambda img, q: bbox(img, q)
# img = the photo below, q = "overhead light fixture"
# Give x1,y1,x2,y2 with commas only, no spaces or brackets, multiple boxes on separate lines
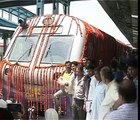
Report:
131,15,138,18
116,2,120,9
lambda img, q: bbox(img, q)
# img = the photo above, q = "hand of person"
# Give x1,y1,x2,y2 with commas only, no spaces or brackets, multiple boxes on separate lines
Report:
83,104,86,111
57,77,64,85
71,101,76,108
83,75,90,81
112,97,123,110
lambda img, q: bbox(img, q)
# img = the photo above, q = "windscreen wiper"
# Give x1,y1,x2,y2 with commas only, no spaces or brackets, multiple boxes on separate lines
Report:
45,44,52,58
15,44,33,64
28,44,33,56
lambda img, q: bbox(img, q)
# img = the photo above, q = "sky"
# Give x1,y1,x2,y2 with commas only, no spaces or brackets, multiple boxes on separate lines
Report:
23,0,132,47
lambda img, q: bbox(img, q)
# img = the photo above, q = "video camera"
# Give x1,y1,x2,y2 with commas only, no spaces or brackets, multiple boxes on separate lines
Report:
7,103,22,113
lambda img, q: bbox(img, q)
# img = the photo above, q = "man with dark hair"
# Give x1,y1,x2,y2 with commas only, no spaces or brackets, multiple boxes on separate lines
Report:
127,59,138,88
107,79,138,120
126,59,138,103
72,63,87,120
53,61,72,112
82,57,89,76
113,59,138,111
98,59,104,69
85,65,98,120
86,67,105,120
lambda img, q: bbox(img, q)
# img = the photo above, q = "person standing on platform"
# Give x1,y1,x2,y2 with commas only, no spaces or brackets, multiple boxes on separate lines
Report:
82,57,89,76
85,65,98,120
98,66,119,120
72,64,88,120
67,61,78,118
86,67,105,120
127,60,138,92
53,61,72,113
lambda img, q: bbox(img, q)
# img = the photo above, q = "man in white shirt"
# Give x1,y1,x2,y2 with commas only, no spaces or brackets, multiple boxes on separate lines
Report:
99,66,119,120
85,65,98,120
88,67,106,120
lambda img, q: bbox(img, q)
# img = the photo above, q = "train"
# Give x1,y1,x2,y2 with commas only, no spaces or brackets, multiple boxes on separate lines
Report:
0,14,131,114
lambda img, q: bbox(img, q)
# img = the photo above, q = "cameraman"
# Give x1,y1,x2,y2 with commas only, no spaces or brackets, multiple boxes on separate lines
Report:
6,99,25,120
0,93,14,120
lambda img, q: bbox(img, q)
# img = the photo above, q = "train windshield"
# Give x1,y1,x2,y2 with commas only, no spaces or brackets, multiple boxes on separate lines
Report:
8,34,74,63
41,35,74,64
8,35,38,62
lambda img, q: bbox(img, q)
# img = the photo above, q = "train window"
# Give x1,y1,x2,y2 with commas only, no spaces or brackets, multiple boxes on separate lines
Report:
8,35,38,62
41,35,74,64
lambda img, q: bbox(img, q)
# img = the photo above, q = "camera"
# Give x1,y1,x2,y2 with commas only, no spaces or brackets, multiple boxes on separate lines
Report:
7,103,21,112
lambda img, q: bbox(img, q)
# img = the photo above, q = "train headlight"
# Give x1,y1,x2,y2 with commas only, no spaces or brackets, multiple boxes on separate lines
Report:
42,17,54,26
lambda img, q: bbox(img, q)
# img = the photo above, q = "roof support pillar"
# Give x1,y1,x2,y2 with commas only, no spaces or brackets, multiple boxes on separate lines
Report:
63,2,70,15
36,0,44,16
2,33,9,55
53,0,59,14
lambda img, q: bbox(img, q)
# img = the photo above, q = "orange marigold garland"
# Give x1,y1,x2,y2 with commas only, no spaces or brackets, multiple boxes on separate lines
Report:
13,65,18,101
42,68,46,111
0,59,7,94
44,68,48,110
40,68,43,111
7,64,14,99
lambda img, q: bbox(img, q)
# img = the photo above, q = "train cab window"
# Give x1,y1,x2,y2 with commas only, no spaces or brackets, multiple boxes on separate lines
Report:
41,35,74,64
8,35,38,62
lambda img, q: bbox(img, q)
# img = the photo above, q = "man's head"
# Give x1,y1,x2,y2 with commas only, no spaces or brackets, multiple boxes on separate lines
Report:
98,59,104,68
65,61,71,73
71,61,78,72
100,66,112,84
94,67,101,81
82,57,88,66
75,64,84,77
86,64,94,77
127,60,138,79
118,79,137,103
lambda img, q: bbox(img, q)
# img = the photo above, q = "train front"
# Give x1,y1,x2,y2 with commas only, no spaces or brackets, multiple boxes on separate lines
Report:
0,14,86,112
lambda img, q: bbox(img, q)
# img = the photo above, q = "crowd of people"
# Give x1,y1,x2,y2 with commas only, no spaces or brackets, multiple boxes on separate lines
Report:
53,49,138,120
0,49,138,120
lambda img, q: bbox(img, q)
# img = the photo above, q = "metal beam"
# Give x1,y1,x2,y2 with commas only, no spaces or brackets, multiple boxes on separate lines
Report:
97,0,138,46
0,18,18,28
1,7,36,20
0,0,84,8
